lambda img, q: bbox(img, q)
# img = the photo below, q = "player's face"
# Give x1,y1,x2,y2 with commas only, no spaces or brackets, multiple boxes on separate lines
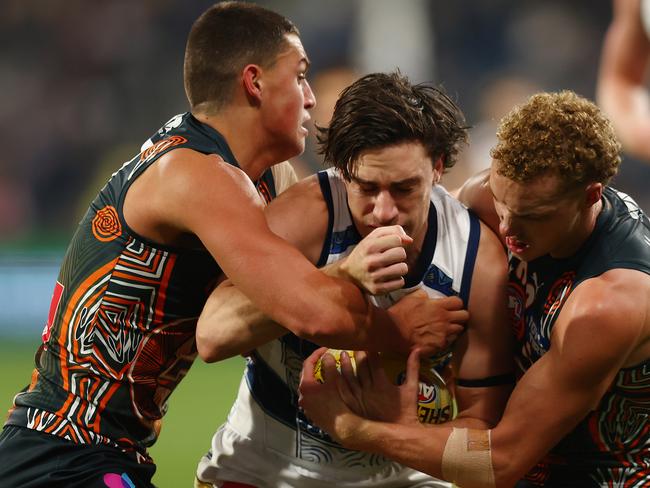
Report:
345,142,439,243
489,162,588,261
259,34,315,160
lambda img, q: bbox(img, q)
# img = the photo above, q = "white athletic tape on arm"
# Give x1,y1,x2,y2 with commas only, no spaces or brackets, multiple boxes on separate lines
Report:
441,427,496,488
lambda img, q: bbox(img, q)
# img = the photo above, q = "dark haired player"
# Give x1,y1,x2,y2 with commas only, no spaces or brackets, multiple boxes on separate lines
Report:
194,72,513,488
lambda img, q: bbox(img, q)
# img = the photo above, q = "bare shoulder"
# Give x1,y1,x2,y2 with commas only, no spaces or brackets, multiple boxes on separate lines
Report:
156,148,251,190
265,173,328,263
465,219,509,332
472,219,508,289
477,219,506,265
556,268,650,368
455,168,490,199
157,148,261,209
125,147,263,241
456,169,501,238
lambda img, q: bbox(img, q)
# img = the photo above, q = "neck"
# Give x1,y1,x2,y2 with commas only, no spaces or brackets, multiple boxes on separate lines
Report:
192,107,278,182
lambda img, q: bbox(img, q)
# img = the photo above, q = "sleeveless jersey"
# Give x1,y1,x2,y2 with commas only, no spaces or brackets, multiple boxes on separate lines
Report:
5,112,288,460
508,187,650,487
198,168,481,485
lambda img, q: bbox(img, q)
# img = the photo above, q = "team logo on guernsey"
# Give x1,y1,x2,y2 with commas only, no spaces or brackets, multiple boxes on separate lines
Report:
92,206,122,242
140,135,187,162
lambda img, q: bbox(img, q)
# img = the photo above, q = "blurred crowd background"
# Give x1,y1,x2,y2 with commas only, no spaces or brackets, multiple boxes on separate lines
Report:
2,0,649,335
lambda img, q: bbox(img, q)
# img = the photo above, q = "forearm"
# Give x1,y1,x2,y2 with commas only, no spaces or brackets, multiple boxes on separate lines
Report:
598,81,650,159
345,418,449,480
597,1,650,160
197,276,409,359
348,419,518,488
196,283,287,362
292,292,408,353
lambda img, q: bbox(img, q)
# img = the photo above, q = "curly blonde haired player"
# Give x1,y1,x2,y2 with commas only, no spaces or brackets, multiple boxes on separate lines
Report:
300,91,650,488
193,72,514,488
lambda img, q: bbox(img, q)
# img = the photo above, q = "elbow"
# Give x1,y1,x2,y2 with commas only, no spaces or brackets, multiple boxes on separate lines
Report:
196,320,225,363
196,339,220,363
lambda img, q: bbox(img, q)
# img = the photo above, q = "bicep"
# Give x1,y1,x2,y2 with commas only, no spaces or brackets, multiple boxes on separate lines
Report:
264,176,329,264
452,226,513,425
491,286,639,481
164,155,336,328
453,224,513,381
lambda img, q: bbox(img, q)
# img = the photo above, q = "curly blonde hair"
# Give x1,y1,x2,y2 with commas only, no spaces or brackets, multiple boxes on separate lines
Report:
491,91,621,186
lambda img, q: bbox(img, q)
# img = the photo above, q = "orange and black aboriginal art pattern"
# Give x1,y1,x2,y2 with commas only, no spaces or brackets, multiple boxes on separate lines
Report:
6,113,280,459
92,206,122,242
507,188,650,486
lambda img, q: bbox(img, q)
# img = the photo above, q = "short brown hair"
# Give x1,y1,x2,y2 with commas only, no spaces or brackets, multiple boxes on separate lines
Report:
318,72,468,180
184,1,299,112
491,90,622,186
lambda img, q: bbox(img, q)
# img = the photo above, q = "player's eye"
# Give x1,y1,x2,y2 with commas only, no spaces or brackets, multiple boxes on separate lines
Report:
393,185,414,195
359,184,377,194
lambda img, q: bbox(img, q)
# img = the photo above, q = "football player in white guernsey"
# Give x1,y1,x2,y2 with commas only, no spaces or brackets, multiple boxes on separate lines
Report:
194,72,514,488
598,0,650,162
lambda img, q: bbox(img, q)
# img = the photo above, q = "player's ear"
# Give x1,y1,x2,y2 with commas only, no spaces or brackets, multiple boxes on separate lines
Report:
432,156,444,185
242,64,263,105
585,182,603,207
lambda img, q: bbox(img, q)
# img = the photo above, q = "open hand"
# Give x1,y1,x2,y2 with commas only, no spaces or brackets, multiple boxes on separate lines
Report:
339,349,421,425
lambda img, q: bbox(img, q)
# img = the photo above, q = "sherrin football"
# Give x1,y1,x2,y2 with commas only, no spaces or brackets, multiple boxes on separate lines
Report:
313,349,455,424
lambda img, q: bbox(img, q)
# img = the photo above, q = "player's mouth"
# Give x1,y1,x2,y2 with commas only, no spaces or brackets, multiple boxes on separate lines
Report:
506,236,530,254
300,116,311,135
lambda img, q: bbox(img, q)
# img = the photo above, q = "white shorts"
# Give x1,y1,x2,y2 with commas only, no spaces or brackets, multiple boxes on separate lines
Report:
196,377,451,488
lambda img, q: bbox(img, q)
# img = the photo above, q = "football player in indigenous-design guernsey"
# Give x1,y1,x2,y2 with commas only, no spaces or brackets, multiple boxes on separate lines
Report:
194,72,514,488
0,5,464,488
299,91,650,488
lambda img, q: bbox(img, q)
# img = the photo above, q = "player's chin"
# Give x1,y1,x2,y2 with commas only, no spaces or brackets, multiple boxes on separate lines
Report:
285,137,306,159
511,245,541,262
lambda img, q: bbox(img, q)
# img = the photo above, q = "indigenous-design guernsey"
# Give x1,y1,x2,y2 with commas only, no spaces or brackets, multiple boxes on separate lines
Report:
229,168,480,471
5,113,283,460
509,188,650,487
